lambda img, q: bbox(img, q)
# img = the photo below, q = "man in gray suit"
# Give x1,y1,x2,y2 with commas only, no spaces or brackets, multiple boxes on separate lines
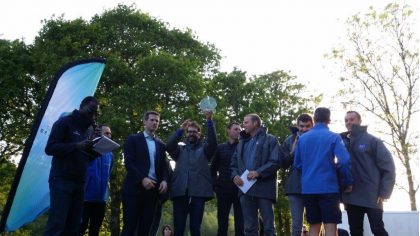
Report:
231,113,280,236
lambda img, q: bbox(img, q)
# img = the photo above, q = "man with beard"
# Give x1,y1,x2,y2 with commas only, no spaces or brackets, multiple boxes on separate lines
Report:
341,111,395,236
167,111,217,236
280,114,313,236
211,121,244,236
121,111,169,236
44,96,100,235
231,113,280,236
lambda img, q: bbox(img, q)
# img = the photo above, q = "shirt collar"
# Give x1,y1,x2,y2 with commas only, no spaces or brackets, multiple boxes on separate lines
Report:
143,131,155,140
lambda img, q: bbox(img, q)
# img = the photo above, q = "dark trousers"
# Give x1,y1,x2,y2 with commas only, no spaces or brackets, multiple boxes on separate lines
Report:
45,177,85,236
121,189,159,236
216,191,244,236
173,196,206,236
79,201,106,236
345,204,389,236
150,201,163,236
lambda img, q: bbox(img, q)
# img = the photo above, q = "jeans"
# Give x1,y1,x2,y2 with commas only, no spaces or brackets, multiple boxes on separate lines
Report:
79,201,106,236
216,191,244,236
287,194,305,236
173,196,206,236
345,204,389,236
240,195,275,236
45,177,85,236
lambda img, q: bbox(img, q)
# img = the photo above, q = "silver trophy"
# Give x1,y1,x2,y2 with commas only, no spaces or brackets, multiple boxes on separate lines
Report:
199,96,217,113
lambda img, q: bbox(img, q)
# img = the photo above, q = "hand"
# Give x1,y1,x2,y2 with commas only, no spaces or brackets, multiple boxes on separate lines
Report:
142,177,157,190
203,110,213,120
233,175,244,187
247,171,260,180
181,119,191,132
159,181,168,194
343,185,353,193
76,140,93,151
377,197,386,204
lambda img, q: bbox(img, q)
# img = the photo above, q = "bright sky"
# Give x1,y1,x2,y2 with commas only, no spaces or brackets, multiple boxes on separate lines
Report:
1,0,418,211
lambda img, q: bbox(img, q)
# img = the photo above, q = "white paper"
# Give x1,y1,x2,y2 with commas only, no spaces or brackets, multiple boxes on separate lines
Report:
239,169,257,194
92,135,120,155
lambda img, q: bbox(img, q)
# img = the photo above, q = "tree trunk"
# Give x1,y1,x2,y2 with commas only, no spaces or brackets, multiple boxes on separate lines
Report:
404,152,417,211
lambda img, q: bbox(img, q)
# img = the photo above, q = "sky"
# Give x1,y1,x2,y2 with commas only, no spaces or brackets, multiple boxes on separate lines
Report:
1,0,418,211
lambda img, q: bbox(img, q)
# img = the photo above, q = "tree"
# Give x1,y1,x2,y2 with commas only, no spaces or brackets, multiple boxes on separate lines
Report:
1,4,321,234
1,4,221,235
0,39,37,164
330,3,418,210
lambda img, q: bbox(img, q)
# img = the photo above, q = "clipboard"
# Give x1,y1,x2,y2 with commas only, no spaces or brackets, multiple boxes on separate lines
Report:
92,135,120,155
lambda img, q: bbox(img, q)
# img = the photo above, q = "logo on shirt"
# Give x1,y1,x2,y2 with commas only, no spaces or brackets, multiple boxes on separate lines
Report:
73,131,81,136
358,144,367,151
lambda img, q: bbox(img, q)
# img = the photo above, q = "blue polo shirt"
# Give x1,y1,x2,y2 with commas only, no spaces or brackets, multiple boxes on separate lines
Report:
293,123,353,194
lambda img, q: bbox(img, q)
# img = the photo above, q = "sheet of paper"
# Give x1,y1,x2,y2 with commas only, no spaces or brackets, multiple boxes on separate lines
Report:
92,135,120,155
239,169,257,194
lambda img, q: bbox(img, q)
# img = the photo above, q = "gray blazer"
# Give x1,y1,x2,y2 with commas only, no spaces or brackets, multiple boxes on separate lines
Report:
231,127,280,202
167,122,217,200
341,125,396,209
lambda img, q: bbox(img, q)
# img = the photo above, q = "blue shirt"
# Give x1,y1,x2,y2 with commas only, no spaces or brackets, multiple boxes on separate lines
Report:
144,131,157,180
243,136,257,170
294,123,353,194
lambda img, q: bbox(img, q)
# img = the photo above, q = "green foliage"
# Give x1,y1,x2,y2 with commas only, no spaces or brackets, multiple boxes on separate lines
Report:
0,39,37,163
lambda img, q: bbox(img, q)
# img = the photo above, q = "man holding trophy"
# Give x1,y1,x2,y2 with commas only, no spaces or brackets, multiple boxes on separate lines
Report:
166,97,218,236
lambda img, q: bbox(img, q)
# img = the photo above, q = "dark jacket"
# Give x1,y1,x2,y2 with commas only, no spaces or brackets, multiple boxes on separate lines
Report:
45,109,95,183
167,121,217,200
122,132,169,196
341,125,396,209
211,141,238,193
280,133,301,195
231,127,280,202
84,152,113,202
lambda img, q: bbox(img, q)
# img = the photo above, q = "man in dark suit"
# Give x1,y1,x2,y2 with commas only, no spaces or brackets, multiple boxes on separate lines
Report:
121,111,169,236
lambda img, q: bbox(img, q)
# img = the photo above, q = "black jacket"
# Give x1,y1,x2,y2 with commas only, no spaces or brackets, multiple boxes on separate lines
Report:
280,133,302,195
122,132,169,196
45,109,95,183
211,141,238,193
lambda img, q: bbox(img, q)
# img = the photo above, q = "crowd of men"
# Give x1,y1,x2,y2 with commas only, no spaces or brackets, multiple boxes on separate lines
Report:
44,96,396,236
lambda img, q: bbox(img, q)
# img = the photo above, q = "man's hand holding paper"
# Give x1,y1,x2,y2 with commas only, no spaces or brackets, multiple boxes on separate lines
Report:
237,169,257,194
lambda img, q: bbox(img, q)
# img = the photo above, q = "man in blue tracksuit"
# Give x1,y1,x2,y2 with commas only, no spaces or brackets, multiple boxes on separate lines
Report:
294,107,353,236
79,125,114,236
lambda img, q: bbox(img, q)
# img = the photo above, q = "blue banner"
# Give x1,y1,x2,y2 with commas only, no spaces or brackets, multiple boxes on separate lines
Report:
1,59,105,232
